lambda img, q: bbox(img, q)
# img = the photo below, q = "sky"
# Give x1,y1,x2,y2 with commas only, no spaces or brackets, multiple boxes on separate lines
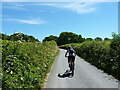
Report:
2,2,118,41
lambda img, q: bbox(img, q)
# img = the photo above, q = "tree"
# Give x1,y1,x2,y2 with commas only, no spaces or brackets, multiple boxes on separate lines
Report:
9,33,23,41
57,32,84,46
78,35,85,43
85,38,93,41
43,35,58,42
0,33,9,40
95,37,102,41
104,37,110,41
9,33,39,42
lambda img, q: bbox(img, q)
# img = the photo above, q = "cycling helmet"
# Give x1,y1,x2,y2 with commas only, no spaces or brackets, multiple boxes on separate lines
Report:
68,46,72,49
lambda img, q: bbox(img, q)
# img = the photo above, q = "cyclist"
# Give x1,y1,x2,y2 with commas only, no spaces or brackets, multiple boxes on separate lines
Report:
65,46,76,71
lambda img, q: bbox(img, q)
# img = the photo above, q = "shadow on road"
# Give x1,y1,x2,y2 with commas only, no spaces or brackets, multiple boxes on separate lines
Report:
57,70,74,78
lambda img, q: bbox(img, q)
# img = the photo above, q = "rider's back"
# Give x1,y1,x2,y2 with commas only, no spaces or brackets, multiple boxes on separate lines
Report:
68,49,75,56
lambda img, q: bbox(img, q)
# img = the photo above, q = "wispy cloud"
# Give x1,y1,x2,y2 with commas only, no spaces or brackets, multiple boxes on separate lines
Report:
4,18,46,24
2,2,97,14
2,3,26,10
60,2,97,14
2,0,119,2
32,2,97,14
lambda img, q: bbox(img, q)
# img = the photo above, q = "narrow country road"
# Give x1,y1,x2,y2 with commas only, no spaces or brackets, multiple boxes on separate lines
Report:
44,49,118,88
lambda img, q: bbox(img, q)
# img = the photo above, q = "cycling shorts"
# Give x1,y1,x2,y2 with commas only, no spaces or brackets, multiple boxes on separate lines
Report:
68,56,75,63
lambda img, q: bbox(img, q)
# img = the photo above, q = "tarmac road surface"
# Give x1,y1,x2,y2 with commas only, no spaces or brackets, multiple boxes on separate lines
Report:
44,49,118,88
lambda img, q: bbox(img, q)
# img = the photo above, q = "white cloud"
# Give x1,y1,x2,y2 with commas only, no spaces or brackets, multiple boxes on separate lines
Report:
2,0,119,2
2,3,26,10
2,2,98,14
32,2,97,14
30,3,56,6
4,18,46,24
59,2,97,14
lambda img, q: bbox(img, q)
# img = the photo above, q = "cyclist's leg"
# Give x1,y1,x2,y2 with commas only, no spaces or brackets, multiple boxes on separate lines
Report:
68,56,73,71
71,56,75,70
70,60,72,71
68,56,71,69
71,62,74,70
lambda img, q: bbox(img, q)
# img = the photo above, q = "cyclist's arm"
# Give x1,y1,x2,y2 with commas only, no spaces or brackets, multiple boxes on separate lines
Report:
65,50,68,57
74,50,76,56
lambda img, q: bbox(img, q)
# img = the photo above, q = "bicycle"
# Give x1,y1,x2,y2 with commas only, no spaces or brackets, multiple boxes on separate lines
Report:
66,56,75,76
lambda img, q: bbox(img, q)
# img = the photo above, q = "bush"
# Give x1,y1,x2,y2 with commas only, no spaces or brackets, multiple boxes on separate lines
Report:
110,33,120,80
2,40,59,88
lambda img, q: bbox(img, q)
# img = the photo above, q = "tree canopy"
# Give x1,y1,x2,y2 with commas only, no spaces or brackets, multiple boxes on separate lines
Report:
0,33,9,40
43,35,58,42
85,38,93,41
95,37,102,41
0,33,39,42
104,37,111,41
57,32,84,45
1,32,113,45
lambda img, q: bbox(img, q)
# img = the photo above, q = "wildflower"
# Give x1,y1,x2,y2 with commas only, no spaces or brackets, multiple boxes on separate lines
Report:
10,71,13,74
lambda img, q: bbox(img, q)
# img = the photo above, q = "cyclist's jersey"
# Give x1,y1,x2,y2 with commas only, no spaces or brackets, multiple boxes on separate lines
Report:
67,49,75,56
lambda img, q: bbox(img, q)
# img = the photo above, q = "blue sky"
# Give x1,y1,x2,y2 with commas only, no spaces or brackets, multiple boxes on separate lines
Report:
2,2,118,41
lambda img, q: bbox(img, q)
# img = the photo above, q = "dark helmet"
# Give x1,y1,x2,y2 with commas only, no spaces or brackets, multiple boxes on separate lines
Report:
68,46,72,49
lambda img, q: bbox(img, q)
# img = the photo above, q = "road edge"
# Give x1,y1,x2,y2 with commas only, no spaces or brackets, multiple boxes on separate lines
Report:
43,49,60,88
